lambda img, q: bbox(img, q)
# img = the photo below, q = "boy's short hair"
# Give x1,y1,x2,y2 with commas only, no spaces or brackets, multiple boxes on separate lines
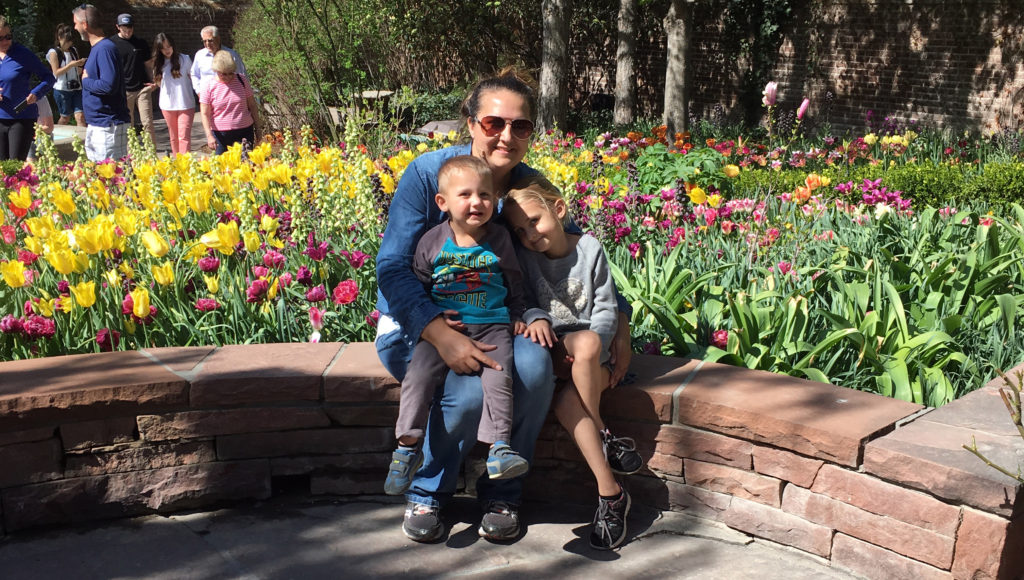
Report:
506,174,568,225
437,155,493,196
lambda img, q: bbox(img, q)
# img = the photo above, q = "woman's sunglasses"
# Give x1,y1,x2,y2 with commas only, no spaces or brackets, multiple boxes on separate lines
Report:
0,34,13,41
473,116,535,140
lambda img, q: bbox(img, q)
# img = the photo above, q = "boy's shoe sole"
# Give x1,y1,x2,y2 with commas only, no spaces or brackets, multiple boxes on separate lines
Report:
486,444,530,480
478,501,520,541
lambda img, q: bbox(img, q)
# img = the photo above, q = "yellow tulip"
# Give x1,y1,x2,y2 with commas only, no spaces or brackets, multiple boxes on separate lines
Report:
52,186,77,215
688,187,707,205
104,268,120,287
260,214,280,237
173,152,192,174
204,274,219,294
46,248,76,275
26,216,55,239
96,163,117,179
0,210,3,226
200,221,240,255
73,252,91,273
71,281,97,308
124,318,136,335
151,262,175,286
36,297,55,317
134,163,155,182
140,231,170,258
243,231,261,253
88,179,110,207
24,236,44,255
213,173,233,194
268,277,280,300
161,179,181,204
130,287,150,319
56,296,73,313
1,260,27,288
723,164,740,178
119,262,135,279
249,143,271,166
10,186,33,210
707,193,723,208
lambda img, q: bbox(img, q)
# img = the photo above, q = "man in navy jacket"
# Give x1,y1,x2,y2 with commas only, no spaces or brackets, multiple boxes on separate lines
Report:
73,4,130,161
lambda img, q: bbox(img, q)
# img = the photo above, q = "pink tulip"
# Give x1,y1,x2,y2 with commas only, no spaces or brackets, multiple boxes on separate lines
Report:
762,81,778,106
797,98,810,120
309,306,325,330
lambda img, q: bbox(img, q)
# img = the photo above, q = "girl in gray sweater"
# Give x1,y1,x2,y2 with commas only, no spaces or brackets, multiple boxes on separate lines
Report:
503,175,644,551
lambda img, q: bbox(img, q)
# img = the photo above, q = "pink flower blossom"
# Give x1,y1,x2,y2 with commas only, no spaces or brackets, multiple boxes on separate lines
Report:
263,250,286,269
720,220,735,234
278,272,293,287
246,279,270,302
0,314,23,334
1,225,16,244
196,298,219,311
333,279,359,305
306,285,328,302
96,328,120,351
22,315,56,340
777,261,793,275
304,232,330,261
365,309,380,327
797,98,810,120
339,250,370,269
762,81,778,106
296,266,314,286
252,265,270,278
629,243,642,259
711,329,729,349
642,341,661,355
17,249,38,265
309,306,325,330
198,255,220,272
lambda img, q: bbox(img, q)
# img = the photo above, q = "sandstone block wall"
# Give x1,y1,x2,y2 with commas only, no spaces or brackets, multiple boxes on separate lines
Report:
0,343,1021,579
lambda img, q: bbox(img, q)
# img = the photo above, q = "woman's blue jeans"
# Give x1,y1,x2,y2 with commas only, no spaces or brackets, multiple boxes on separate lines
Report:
376,329,554,508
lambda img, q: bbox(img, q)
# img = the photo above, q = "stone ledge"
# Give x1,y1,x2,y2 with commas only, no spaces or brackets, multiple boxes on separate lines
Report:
0,343,1020,579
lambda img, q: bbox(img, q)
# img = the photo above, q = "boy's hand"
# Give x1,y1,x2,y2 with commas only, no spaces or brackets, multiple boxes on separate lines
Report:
524,319,556,348
442,309,466,332
513,320,527,335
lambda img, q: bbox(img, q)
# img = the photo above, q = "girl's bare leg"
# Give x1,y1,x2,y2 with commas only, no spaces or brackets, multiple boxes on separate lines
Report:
553,385,620,497
561,330,611,432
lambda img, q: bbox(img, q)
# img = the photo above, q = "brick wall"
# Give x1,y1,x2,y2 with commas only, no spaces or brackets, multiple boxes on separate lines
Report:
573,0,1024,133
1,342,1021,578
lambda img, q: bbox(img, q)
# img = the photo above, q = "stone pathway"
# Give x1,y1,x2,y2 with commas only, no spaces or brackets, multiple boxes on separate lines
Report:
0,494,862,579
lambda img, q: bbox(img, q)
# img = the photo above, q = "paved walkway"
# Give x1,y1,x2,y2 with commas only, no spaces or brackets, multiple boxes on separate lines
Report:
51,115,210,161
0,494,861,579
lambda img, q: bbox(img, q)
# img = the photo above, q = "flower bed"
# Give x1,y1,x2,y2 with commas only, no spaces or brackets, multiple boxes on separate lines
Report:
2,125,1023,405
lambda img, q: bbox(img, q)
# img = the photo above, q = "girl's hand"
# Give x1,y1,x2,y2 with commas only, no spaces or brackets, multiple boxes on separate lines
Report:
524,319,556,348
513,320,527,335
608,312,632,387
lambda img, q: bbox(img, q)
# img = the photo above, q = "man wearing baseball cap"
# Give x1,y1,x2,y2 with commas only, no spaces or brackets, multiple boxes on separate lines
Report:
112,13,155,147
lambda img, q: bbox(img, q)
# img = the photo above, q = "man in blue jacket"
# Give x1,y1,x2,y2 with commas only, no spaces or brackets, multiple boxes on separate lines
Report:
73,4,129,162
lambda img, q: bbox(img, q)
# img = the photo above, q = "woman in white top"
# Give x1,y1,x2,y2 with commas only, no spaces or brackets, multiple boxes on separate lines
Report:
46,23,85,126
152,33,195,156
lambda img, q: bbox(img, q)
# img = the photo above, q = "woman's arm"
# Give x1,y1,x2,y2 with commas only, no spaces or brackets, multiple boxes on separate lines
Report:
47,50,76,77
200,102,216,150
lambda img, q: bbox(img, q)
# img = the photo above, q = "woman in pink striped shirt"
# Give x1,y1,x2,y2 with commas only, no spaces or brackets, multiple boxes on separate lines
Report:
199,50,261,155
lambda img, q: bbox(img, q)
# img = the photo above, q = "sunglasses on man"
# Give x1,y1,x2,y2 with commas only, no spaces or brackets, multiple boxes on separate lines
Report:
473,116,535,140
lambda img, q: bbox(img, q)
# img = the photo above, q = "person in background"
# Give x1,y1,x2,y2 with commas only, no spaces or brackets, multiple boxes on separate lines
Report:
0,15,56,161
152,33,194,156
190,26,246,95
199,50,260,155
46,23,86,126
112,13,155,146
73,4,130,162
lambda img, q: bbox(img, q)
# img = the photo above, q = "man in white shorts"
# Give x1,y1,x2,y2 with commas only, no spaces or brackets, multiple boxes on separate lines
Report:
73,4,130,162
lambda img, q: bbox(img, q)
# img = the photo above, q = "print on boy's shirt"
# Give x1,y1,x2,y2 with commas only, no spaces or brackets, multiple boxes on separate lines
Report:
427,238,511,323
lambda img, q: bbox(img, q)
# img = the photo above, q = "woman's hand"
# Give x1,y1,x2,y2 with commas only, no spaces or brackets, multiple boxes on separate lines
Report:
524,319,556,348
422,316,500,374
24,93,37,105
206,134,217,150
608,312,632,387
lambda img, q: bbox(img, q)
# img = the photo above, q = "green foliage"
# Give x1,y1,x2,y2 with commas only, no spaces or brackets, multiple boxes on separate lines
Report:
0,159,25,176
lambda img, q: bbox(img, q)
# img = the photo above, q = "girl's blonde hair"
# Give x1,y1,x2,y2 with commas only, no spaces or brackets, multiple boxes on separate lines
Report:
505,174,568,227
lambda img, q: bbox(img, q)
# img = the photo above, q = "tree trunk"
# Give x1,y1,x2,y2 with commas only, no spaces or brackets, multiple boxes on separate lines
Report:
538,0,571,133
663,0,690,137
613,0,637,126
